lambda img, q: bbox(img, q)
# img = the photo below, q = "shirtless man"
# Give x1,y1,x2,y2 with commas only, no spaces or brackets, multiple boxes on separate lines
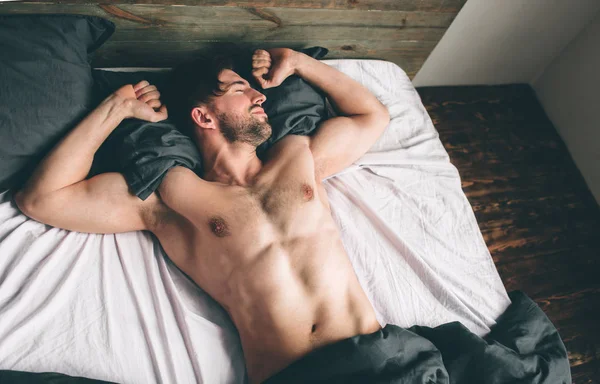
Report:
15,48,390,383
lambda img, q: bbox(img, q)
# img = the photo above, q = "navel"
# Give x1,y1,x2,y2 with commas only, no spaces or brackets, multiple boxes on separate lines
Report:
208,216,231,238
311,324,317,333
301,183,314,201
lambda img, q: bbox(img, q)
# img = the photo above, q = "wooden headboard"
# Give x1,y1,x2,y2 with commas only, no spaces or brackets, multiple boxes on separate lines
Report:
0,0,466,79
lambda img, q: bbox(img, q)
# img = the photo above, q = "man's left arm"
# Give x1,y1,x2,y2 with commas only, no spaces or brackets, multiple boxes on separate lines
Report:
252,48,390,180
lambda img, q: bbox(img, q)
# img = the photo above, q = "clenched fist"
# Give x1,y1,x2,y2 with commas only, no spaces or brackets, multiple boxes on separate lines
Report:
252,48,300,89
114,80,168,122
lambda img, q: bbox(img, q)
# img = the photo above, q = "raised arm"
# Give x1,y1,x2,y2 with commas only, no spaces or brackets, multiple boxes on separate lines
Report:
15,82,167,234
252,48,390,180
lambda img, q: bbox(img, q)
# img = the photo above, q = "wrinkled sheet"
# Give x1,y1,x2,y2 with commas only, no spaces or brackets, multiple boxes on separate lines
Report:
0,60,510,384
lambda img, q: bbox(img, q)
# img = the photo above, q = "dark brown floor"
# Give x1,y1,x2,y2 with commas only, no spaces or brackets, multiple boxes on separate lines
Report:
416,85,600,384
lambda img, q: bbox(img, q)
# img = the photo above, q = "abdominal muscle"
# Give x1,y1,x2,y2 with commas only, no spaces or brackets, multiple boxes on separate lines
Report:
223,234,381,383
155,218,381,384
154,205,380,383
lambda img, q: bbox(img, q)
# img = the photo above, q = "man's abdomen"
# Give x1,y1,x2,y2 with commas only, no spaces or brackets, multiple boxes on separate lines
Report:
223,234,381,384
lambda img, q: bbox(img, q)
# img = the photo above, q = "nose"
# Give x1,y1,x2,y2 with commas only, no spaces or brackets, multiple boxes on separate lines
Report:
251,88,266,106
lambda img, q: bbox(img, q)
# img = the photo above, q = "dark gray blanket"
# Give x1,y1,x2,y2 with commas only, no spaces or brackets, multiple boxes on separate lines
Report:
265,291,571,384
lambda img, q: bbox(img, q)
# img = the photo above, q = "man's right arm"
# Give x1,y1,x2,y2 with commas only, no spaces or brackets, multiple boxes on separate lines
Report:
15,82,167,234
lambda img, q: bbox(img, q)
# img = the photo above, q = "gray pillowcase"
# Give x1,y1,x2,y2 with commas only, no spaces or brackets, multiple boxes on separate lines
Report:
0,15,114,191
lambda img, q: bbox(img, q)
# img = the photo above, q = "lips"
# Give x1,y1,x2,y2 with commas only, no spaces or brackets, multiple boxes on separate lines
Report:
251,107,266,116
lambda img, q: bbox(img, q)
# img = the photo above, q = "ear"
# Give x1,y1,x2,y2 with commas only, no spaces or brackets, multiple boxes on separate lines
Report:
191,106,217,130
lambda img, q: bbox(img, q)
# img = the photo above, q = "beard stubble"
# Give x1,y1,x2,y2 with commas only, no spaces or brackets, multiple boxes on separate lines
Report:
217,108,272,147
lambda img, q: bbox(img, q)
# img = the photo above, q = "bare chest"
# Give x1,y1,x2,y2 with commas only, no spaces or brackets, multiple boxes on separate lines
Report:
207,141,328,239
153,140,332,270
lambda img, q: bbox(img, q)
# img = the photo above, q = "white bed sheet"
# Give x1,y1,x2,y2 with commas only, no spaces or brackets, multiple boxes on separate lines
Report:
0,59,510,383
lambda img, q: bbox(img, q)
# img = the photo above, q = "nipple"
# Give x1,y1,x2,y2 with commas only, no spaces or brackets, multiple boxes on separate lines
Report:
301,183,314,201
208,216,231,237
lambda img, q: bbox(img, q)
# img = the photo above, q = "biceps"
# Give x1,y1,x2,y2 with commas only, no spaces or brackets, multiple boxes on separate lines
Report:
310,114,387,180
17,173,149,234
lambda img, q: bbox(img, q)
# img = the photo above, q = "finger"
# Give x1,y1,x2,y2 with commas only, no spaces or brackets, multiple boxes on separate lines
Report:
135,85,157,97
260,79,275,89
152,105,168,122
252,52,270,63
252,49,270,58
252,68,269,88
252,58,271,68
133,80,150,92
252,67,269,78
148,99,161,109
139,90,161,103
252,53,271,62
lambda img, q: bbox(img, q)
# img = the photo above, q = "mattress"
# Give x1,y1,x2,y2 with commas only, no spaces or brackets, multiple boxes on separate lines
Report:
0,59,511,383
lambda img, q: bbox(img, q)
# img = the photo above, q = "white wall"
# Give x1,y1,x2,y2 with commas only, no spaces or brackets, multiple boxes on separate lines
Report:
413,0,600,87
533,12,600,204
412,0,600,205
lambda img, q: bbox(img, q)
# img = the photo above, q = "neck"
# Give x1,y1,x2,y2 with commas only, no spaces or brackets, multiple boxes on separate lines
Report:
199,140,262,186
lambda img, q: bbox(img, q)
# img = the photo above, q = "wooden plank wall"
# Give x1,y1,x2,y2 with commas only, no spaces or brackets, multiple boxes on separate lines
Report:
0,0,466,78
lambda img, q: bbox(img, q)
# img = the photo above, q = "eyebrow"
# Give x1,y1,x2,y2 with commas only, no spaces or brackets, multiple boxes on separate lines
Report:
218,79,250,94
219,80,249,93
228,80,249,89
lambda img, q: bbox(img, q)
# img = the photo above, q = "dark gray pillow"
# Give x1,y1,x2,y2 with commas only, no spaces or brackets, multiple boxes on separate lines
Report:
92,47,328,200
0,15,115,191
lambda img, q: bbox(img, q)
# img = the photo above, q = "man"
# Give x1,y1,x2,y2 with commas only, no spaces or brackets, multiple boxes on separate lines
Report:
15,48,390,383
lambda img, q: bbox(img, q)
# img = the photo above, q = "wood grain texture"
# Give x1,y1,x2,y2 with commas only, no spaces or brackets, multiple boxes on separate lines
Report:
417,84,600,384
0,1,466,78
7,0,468,12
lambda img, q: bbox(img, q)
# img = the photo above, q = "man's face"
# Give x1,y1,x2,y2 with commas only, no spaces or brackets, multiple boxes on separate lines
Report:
210,69,272,147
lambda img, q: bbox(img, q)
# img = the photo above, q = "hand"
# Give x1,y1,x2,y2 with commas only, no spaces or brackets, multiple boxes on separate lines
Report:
252,48,299,89
114,81,168,122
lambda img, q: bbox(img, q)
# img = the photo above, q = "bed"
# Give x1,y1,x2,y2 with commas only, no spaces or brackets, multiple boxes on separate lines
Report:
0,3,572,384
0,57,513,382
